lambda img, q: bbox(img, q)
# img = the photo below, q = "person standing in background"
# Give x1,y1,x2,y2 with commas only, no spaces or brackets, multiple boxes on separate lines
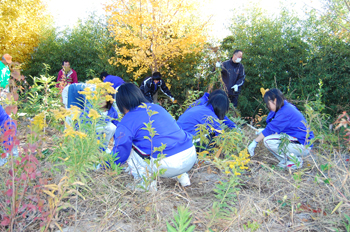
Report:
220,50,245,107
56,60,78,88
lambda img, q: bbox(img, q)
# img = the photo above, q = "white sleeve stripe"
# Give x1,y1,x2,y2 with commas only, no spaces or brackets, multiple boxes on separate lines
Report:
159,80,172,98
144,77,152,86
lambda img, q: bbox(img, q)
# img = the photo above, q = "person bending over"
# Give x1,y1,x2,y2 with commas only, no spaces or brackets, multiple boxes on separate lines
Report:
62,83,118,150
140,72,174,103
100,72,125,91
248,88,314,169
112,83,196,189
177,93,230,151
185,89,236,129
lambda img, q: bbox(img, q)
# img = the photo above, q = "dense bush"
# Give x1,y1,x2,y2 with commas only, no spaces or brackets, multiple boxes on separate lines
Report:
221,7,350,118
23,14,132,84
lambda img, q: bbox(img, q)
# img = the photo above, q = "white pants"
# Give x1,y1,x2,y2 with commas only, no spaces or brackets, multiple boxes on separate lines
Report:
96,121,116,147
263,134,311,162
127,145,197,179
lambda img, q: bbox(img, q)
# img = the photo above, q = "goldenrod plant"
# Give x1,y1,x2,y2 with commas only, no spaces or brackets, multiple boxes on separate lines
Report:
51,79,117,183
137,103,166,191
166,206,195,232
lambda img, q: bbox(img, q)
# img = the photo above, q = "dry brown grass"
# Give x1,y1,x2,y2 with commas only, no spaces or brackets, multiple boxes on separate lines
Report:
1,122,350,232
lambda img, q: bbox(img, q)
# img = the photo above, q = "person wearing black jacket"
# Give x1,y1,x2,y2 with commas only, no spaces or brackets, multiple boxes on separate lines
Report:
140,72,174,103
220,50,245,107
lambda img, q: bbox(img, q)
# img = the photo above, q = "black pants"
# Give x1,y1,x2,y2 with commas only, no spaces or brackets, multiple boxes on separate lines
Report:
228,94,239,108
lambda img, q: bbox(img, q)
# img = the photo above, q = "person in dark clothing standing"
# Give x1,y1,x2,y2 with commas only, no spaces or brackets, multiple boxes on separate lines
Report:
220,50,245,107
140,72,174,103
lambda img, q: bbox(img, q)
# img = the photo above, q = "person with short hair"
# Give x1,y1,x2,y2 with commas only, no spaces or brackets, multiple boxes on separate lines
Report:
56,60,78,88
100,71,125,90
248,88,314,169
185,89,236,129
219,50,245,107
0,54,12,89
112,83,196,189
140,72,174,103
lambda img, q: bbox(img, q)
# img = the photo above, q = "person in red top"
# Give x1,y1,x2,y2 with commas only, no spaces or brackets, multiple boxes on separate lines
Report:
56,60,78,88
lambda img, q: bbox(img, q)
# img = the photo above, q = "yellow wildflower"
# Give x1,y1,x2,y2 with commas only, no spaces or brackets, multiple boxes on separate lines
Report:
105,95,114,102
225,170,230,175
70,106,81,121
32,112,47,130
87,78,102,85
76,131,87,139
88,109,101,120
64,125,76,137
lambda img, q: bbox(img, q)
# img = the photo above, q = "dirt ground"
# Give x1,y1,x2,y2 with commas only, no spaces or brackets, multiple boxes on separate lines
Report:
2,118,350,232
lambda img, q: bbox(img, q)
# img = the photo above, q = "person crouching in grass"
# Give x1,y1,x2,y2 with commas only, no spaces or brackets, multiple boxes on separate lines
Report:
111,83,197,190
248,88,314,169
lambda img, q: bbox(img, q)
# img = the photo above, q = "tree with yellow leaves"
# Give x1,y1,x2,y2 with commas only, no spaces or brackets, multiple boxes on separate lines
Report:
105,0,209,79
0,0,50,63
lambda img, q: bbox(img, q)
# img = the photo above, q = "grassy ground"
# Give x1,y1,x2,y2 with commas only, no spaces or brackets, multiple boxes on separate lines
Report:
1,118,350,232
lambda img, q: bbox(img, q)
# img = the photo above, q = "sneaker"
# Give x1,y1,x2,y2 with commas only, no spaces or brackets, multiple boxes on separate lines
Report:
177,173,191,187
277,161,301,170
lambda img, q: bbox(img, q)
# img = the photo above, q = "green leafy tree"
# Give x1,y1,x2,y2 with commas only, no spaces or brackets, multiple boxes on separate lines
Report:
221,7,310,116
23,14,132,83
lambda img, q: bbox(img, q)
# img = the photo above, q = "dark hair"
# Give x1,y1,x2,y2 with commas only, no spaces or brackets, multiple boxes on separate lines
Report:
105,94,115,111
207,94,229,120
62,60,69,66
232,50,242,56
152,72,162,80
100,71,109,80
263,88,285,112
208,89,227,100
116,83,148,114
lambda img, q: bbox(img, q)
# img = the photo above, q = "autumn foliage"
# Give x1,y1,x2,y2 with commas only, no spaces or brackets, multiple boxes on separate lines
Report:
105,0,208,79
0,0,50,63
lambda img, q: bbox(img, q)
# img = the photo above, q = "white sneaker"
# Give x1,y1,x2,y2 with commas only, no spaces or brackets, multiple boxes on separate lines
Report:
177,173,191,187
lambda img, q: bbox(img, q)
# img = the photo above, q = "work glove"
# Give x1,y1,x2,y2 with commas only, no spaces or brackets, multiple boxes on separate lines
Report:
255,128,264,135
231,85,238,92
170,97,175,102
215,62,221,68
248,140,258,157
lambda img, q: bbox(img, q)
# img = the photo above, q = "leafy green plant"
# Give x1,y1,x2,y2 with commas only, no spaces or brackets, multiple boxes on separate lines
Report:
205,175,240,230
335,213,350,232
24,64,61,121
138,103,167,191
166,206,195,232
50,78,117,183
243,220,260,231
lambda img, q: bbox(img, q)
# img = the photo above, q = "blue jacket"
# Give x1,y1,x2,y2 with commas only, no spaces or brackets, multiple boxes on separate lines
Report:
177,104,222,136
0,105,16,152
67,83,91,109
186,92,236,129
81,106,119,127
112,103,193,164
104,75,125,90
262,100,314,146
